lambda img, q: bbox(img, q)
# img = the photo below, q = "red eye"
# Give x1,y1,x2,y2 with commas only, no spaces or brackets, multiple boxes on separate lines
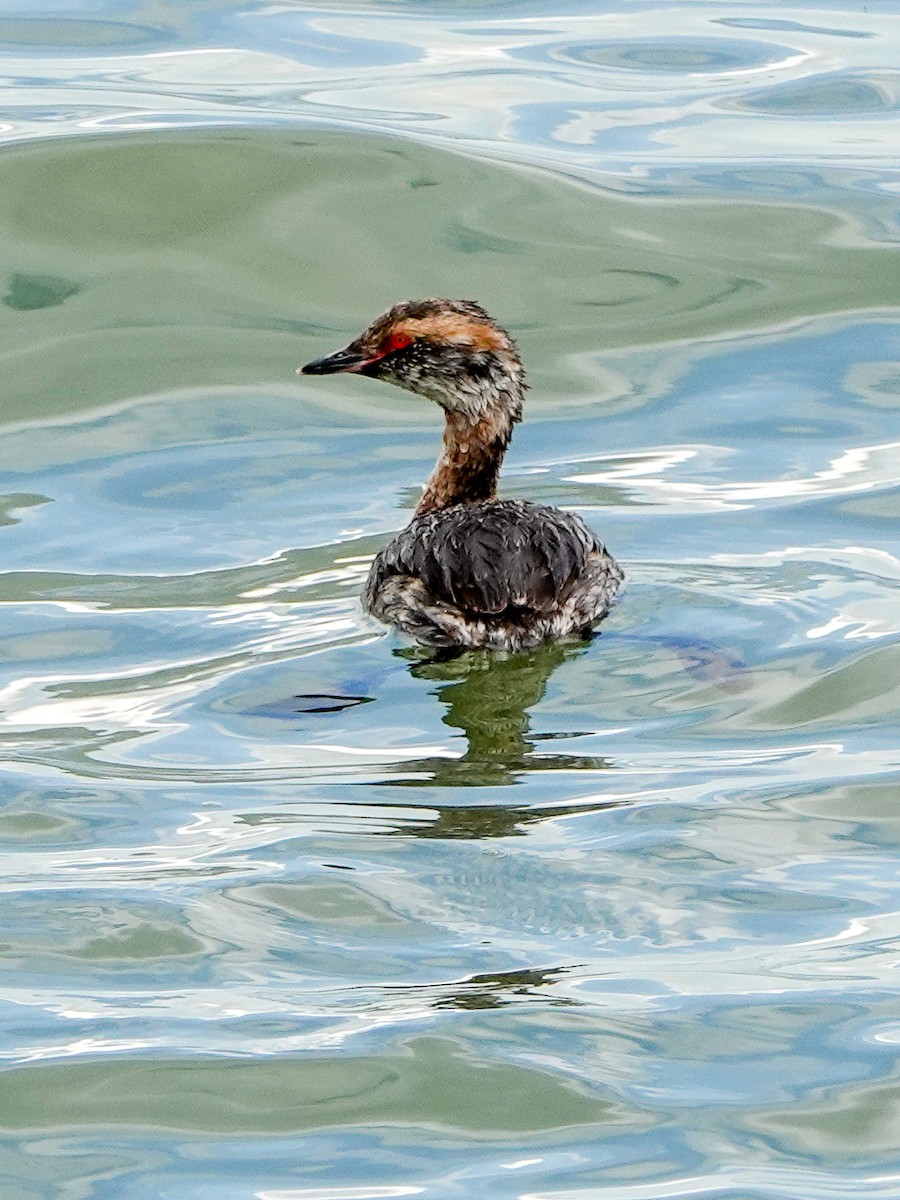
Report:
383,331,413,354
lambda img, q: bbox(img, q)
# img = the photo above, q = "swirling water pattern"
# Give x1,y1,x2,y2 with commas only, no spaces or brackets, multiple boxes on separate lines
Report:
0,2,899,1198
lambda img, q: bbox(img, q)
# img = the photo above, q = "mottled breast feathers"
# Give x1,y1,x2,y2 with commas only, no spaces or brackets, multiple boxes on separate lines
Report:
366,498,602,619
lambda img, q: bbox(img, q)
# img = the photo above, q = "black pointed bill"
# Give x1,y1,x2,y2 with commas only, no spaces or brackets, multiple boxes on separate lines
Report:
298,344,374,375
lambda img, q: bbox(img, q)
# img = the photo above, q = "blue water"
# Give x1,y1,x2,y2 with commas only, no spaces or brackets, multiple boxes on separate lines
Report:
0,2,899,1199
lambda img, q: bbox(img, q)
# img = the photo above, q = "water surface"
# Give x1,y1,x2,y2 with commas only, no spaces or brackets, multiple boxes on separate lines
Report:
0,3,899,1199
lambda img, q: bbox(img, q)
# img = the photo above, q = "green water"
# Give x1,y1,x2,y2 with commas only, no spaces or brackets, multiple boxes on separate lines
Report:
3,131,897,427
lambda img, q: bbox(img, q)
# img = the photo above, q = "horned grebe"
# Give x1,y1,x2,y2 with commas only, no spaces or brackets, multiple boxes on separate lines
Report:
300,299,623,650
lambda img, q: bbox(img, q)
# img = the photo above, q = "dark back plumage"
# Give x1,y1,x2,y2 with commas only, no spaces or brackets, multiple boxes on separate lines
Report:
367,499,602,620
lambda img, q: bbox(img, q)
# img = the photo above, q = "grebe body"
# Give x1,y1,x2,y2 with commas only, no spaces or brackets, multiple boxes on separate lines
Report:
301,299,622,650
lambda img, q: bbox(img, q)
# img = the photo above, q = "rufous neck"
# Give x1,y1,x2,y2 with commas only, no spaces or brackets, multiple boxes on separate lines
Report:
416,406,516,516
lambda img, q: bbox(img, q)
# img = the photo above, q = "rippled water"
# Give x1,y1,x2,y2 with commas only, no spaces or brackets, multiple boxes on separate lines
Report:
1,2,899,1199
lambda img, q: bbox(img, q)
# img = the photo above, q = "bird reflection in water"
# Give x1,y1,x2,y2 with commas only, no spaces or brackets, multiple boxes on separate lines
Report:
288,638,623,840
387,636,617,807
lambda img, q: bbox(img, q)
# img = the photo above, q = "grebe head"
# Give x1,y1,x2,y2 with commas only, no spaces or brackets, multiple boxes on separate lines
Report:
299,298,524,420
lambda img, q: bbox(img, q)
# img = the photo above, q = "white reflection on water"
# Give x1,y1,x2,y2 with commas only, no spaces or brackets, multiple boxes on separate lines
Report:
0,6,898,181
569,439,900,511
521,1167,900,1199
0,601,365,738
258,1188,425,1198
